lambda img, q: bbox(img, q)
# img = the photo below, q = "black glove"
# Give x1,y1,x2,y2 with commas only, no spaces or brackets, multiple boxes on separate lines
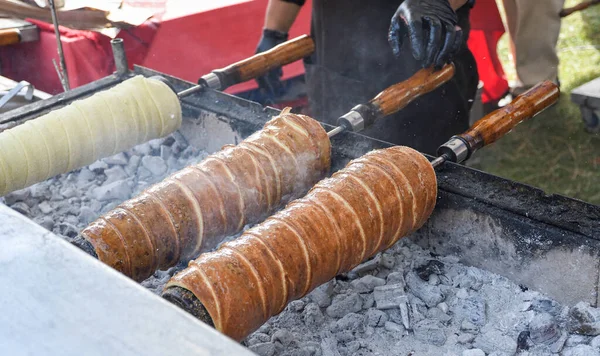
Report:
255,29,289,98
389,0,463,69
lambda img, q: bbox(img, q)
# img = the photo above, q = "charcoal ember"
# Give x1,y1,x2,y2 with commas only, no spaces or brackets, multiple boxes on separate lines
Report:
247,333,271,346
272,329,294,347
78,206,97,225
373,284,406,310
4,189,31,205
88,160,108,172
309,281,334,308
92,180,132,202
415,260,445,280
326,293,362,318
427,307,452,324
351,255,381,275
334,330,354,343
386,271,405,287
125,155,141,176
351,275,385,293
338,340,360,356
428,274,440,286
330,313,365,333
461,349,485,356
529,313,561,345
303,303,325,327
413,319,446,346
565,334,593,347
563,344,600,356
56,222,79,238
461,320,480,334
104,166,128,185
365,308,388,327
36,216,55,231
11,202,30,216
320,337,341,356
406,272,445,308
453,296,487,327
288,300,306,312
141,156,168,176
160,145,172,160
516,330,532,351
530,299,561,316
361,293,375,310
473,329,517,355
591,335,600,349
249,342,276,356
458,333,476,344
103,152,129,165
568,302,600,335
384,321,404,333
380,253,395,269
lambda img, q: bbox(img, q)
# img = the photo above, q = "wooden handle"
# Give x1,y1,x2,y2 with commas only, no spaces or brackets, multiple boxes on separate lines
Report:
459,81,560,151
0,29,20,46
218,35,314,86
370,63,455,117
560,0,600,17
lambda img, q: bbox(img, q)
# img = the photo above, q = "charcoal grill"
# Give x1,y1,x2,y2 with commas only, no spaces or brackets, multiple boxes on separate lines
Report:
0,65,598,355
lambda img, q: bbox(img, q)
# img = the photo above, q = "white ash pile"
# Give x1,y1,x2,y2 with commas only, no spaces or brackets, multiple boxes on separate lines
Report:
244,238,600,356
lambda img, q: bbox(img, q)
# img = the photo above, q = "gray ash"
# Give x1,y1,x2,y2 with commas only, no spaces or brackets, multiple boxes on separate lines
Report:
3,133,600,355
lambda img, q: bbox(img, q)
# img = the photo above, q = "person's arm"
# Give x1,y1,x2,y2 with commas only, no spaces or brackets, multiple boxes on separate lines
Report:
264,0,303,33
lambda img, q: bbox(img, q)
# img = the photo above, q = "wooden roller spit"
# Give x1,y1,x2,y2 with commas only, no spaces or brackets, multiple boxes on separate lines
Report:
164,146,436,341
0,76,181,196
80,111,331,282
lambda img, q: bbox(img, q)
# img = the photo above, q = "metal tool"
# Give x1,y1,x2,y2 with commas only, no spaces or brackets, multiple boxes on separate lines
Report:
0,81,34,110
431,81,560,169
327,64,455,138
177,35,315,98
47,0,70,92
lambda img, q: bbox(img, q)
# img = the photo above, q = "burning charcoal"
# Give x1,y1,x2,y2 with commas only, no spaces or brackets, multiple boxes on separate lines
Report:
309,281,334,308
37,216,54,231
289,300,305,312
334,330,354,343
455,288,469,299
351,255,380,275
303,303,325,327
461,349,485,356
437,302,449,314
104,166,128,185
133,142,152,156
271,329,294,347
373,284,406,309
565,334,592,347
399,299,411,330
78,206,97,225
125,155,141,176
160,145,172,161
473,329,517,355
103,152,129,165
88,160,108,172
531,299,561,316
563,344,600,356
428,274,440,286
516,330,531,351
568,302,600,335
380,253,395,269
339,340,360,356
426,307,452,324
92,180,132,202
529,313,561,345
406,272,445,308
453,296,487,327
457,333,476,344
246,333,271,346
592,335,600,349
320,337,340,356
351,275,385,293
330,313,365,333
11,202,30,217
141,156,168,176
413,320,446,346
249,342,276,356
386,271,405,287
384,321,404,333
56,222,79,238
326,293,362,318
4,189,30,205
365,308,388,327
549,331,568,353
461,320,480,334
361,293,375,310
415,260,445,280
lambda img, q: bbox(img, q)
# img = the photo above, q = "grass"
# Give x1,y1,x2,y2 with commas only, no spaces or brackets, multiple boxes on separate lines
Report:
470,0,600,205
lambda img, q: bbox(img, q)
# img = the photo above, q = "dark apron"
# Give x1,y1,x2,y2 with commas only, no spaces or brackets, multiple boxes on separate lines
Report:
304,0,478,155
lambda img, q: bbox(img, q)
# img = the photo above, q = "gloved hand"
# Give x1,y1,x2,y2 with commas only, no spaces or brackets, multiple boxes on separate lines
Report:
255,29,289,98
389,0,463,69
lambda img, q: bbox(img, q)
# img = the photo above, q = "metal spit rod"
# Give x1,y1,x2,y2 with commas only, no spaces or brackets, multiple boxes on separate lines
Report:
325,64,456,139
431,81,560,169
177,35,315,99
